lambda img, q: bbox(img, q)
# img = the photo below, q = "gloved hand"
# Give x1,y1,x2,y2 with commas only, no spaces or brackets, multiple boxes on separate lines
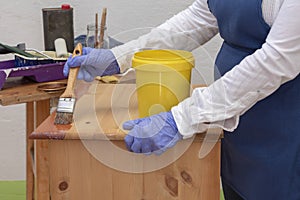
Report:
63,47,120,82
123,111,182,155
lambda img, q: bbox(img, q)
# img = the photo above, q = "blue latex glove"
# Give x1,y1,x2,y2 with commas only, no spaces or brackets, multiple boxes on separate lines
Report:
63,47,120,82
123,111,182,155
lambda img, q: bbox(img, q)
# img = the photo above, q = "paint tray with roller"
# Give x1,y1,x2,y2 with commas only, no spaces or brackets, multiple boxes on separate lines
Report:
0,43,69,90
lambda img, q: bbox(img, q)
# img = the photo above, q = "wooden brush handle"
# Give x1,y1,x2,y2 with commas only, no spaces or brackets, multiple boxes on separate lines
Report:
95,13,99,48
99,8,107,48
62,43,83,97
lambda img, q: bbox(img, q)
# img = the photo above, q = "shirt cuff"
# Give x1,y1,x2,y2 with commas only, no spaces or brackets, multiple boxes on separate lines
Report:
171,88,240,139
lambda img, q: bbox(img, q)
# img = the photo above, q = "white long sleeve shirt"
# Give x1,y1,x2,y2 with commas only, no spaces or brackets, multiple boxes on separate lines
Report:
111,0,300,138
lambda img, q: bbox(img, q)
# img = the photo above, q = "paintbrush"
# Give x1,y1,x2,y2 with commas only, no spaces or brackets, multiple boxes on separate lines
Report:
54,43,83,125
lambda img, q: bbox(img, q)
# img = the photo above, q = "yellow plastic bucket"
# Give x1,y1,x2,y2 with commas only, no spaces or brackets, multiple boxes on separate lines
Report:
132,49,195,118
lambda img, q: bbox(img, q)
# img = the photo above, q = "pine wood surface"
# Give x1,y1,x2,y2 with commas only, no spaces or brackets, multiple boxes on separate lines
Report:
30,82,213,141
30,81,221,200
0,78,67,106
31,82,136,140
34,100,51,200
48,138,220,200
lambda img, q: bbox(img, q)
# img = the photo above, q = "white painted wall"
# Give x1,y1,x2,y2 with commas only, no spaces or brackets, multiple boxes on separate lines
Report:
0,0,221,180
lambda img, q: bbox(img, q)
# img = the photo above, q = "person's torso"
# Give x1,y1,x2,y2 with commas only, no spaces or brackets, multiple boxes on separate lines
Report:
207,0,300,199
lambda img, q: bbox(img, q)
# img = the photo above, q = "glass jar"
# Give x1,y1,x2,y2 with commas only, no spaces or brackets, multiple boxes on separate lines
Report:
85,24,108,48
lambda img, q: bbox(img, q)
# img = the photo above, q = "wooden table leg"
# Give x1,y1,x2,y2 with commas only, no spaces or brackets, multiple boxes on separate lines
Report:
26,102,34,200
34,100,50,200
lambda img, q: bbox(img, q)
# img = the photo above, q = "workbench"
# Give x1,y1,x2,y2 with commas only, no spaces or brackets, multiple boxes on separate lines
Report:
29,82,222,200
0,77,67,200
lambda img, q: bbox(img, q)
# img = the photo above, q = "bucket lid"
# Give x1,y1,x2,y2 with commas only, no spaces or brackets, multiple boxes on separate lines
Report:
132,49,194,70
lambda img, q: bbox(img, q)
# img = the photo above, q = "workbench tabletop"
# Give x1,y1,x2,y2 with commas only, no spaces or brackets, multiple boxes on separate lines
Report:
30,83,139,140
30,82,219,142
0,78,67,106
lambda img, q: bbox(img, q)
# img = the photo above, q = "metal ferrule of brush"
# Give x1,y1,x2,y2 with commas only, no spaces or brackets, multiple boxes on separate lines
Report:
57,98,76,113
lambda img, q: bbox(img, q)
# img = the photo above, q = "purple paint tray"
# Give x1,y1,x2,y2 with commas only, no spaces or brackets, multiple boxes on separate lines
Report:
0,59,66,90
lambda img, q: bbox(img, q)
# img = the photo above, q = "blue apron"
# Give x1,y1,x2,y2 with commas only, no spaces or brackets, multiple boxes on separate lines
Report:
207,0,300,199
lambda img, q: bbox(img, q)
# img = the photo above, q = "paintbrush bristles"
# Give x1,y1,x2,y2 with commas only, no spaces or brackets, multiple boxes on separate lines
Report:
54,112,73,125
55,96,76,124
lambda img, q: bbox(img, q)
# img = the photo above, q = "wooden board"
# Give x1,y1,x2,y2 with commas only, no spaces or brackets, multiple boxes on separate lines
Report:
0,78,67,106
30,81,212,141
48,139,220,200
30,82,138,140
30,81,222,200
